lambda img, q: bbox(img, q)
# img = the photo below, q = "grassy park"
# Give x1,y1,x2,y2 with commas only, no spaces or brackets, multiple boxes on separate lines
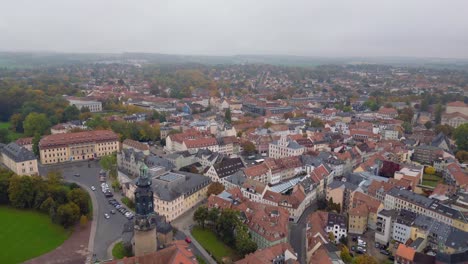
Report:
0,206,70,264
191,226,238,263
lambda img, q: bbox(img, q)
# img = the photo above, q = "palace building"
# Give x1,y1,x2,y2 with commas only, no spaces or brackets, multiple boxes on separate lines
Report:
39,130,119,164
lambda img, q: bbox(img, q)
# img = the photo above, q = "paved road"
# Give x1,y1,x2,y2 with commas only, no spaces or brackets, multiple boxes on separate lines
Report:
39,160,130,262
289,202,318,264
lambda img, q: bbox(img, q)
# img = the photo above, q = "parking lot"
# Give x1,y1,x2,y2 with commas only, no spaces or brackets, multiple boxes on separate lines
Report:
348,231,393,262
39,160,132,261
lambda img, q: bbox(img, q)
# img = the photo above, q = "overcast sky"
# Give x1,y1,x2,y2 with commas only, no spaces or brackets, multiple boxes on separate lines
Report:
1,0,468,58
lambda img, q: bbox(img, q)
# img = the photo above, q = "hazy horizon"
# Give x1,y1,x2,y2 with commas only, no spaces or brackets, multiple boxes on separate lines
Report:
1,0,468,59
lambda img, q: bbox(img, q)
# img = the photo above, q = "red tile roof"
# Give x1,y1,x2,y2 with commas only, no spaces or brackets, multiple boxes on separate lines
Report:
235,243,298,264
123,139,149,151
39,130,119,149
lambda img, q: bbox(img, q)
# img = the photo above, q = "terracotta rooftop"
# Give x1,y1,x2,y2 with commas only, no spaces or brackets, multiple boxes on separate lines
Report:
39,130,119,149
235,243,298,264
243,163,270,178
396,243,416,261
447,101,467,107
184,137,218,148
123,139,149,151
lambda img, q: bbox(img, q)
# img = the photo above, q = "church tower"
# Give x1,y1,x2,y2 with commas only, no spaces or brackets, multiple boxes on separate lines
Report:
133,164,157,256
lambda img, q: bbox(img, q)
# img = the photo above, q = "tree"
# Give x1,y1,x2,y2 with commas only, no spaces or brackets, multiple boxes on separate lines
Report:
57,202,80,228
328,231,336,242
425,166,436,175
242,141,256,154
216,209,241,246
40,197,56,213
0,128,9,143
193,206,209,228
263,121,273,129
67,188,89,215
80,106,90,113
207,207,220,225
435,103,443,124
424,121,433,129
435,124,454,137
62,105,80,122
456,150,468,162
353,254,378,264
0,170,13,204
8,175,35,208
310,118,324,128
397,107,414,123
235,225,257,257
10,113,24,133
32,133,41,156
112,179,120,192
207,182,225,197
23,112,51,137
340,245,353,264
225,108,232,124
80,215,88,227
339,235,349,246
100,153,117,178
402,122,412,134
454,123,468,151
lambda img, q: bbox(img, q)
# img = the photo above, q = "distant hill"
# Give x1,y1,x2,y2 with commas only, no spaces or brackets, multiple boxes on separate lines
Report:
1,51,468,69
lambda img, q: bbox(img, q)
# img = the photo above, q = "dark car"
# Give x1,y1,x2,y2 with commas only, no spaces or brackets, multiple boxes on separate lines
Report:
380,250,390,256
352,236,357,242
105,191,113,198
73,174,80,177
185,237,192,243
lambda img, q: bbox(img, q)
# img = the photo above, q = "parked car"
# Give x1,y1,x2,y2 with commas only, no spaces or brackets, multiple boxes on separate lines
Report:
104,213,110,219
91,186,96,191
105,191,113,198
351,246,356,251
375,242,380,248
73,174,80,177
185,237,192,243
380,250,390,256
110,210,116,214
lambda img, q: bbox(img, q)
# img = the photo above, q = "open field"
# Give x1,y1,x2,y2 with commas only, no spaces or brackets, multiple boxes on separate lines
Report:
0,206,70,264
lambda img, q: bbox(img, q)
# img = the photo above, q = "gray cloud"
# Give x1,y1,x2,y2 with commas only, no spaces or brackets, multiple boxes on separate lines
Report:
1,0,467,58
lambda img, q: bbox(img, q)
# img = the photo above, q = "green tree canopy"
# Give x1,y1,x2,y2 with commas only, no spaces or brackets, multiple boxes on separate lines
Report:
454,123,468,151
23,112,51,137
62,105,80,122
57,202,80,228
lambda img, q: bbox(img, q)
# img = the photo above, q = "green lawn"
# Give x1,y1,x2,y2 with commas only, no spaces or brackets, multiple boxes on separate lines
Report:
191,226,237,263
422,174,443,187
0,121,23,141
0,206,70,264
112,242,132,259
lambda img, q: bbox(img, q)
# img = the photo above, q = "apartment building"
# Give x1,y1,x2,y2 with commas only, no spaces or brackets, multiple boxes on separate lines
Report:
39,130,119,164
384,188,468,231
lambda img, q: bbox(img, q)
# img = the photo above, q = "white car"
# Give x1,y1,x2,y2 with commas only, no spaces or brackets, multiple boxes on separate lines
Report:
104,213,110,219
101,183,106,187
91,186,96,191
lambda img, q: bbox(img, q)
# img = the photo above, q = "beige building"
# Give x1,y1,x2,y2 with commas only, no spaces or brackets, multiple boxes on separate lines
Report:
152,171,211,221
446,101,468,115
348,203,368,234
39,130,120,164
0,142,38,176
